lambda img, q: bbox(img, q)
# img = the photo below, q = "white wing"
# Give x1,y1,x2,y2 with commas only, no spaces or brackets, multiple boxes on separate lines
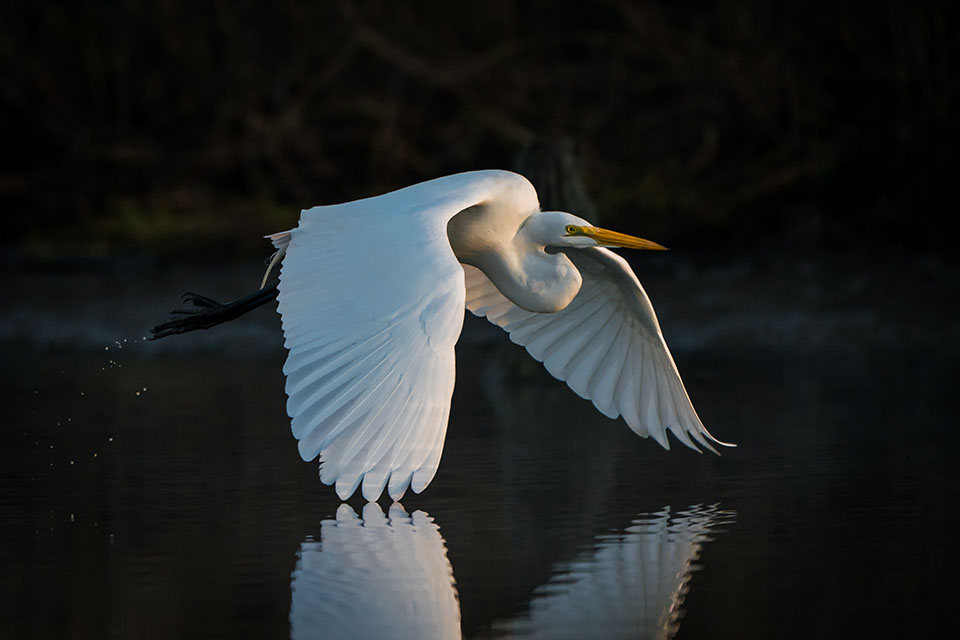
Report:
465,247,731,452
277,186,477,502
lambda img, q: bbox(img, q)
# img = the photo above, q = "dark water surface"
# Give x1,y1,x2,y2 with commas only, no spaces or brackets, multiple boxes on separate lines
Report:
2,255,958,638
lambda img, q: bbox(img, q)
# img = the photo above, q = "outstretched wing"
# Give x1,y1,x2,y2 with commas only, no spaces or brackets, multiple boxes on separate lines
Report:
464,247,731,452
276,198,466,502
275,171,542,501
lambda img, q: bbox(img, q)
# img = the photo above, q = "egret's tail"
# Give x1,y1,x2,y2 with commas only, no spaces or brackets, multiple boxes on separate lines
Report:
261,231,292,289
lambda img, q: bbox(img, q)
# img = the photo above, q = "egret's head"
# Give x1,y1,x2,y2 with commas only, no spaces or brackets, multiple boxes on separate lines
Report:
529,211,669,251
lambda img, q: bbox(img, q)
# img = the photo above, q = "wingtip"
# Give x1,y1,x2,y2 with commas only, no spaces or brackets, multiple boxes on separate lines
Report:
705,438,737,455
699,423,737,453
650,429,671,451
388,471,413,502
335,476,362,501
298,438,319,462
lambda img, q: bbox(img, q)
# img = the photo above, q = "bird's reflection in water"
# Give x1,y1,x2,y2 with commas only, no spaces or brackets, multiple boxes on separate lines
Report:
290,504,731,640
290,503,460,640
492,505,732,640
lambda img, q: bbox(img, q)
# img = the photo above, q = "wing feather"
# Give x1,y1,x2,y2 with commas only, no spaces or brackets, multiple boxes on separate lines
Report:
588,319,629,417
464,248,732,452
564,309,617,396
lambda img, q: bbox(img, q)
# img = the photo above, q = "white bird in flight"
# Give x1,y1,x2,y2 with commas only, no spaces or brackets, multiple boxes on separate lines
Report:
153,170,732,501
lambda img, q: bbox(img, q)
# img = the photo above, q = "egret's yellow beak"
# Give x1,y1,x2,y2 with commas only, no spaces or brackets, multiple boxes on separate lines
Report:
566,225,669,250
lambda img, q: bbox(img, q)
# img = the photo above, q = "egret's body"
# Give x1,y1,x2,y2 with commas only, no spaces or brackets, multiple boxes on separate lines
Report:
250,170,731,502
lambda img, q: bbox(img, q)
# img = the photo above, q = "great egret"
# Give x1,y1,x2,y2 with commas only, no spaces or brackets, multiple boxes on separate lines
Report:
153,170,732,501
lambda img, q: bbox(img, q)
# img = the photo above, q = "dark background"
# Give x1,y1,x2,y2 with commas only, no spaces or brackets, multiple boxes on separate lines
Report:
3,3,960,639
2,0,957,261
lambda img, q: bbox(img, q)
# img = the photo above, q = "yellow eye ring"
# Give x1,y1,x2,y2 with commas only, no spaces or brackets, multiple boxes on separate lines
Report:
565,225,577,235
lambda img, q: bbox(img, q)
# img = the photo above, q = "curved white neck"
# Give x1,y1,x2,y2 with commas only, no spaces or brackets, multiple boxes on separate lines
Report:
472,247,582,313
449,207,582,313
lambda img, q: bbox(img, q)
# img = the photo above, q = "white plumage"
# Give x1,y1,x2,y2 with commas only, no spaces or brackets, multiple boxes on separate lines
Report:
270,170,732,501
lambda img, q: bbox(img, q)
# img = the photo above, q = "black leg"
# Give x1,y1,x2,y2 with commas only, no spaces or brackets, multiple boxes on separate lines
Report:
150,283,280,339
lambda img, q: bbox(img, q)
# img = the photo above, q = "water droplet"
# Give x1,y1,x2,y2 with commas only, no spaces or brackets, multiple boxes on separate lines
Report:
108,437,114,442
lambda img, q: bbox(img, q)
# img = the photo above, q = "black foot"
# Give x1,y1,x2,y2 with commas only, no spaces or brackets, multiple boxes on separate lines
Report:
150,284,280,339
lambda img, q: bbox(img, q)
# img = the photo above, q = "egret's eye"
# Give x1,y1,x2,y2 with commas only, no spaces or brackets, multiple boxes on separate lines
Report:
565,225,577,235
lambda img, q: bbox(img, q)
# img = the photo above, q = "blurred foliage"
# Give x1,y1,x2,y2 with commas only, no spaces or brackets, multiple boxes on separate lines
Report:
1,0,957,258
